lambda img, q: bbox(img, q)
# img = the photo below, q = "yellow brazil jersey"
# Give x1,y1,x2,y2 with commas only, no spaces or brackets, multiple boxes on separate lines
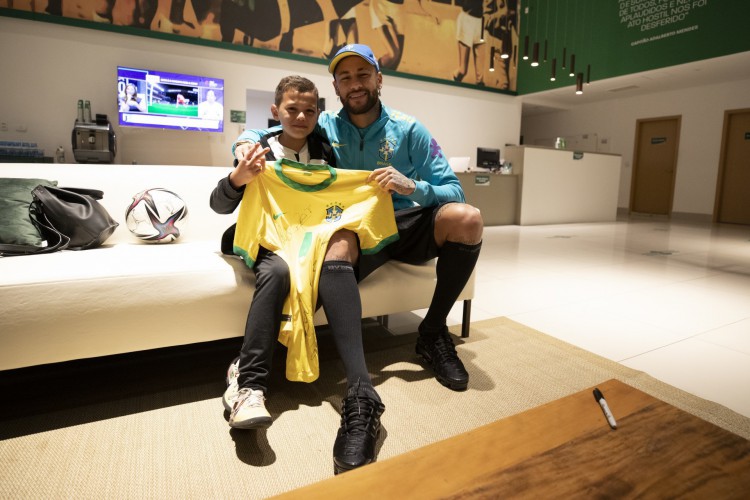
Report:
233,158,399,383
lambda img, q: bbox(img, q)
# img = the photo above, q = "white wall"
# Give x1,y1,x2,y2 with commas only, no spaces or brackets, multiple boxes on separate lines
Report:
0,17,520,168
245,90,275,130
521,79,750,215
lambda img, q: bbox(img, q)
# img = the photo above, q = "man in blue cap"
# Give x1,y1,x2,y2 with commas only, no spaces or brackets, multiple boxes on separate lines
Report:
232,44,483,474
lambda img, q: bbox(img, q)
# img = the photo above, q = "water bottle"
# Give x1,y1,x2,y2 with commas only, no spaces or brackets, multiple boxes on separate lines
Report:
56,146,65,163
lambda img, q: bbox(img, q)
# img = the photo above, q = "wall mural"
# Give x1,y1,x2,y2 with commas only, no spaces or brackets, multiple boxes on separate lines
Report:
1,0,519,93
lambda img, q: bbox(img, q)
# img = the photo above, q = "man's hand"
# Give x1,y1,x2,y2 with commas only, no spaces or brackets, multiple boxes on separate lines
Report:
229,142,271,189
367,167,416,195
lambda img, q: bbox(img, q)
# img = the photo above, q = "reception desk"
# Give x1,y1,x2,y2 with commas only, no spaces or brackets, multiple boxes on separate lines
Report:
456,172,517,226
505,146,622,226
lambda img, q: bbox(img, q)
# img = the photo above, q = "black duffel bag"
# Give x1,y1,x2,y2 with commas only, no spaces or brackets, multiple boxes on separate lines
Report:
0,185,118,256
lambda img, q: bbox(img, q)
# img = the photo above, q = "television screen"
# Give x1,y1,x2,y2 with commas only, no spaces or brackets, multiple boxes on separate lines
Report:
117,66,224,132
477,147,500,168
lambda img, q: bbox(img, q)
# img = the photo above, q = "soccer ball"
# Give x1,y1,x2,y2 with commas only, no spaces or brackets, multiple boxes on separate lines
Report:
125,188,188,243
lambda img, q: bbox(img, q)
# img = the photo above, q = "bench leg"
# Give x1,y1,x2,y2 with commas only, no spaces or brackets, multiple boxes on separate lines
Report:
377,315,389,329
461,300,472,338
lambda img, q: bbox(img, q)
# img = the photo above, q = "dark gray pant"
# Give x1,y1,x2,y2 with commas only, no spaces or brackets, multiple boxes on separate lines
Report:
237,248,289,395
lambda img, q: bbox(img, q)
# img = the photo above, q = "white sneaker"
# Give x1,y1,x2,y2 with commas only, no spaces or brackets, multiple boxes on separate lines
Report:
229,388,272,429
222,357,240,412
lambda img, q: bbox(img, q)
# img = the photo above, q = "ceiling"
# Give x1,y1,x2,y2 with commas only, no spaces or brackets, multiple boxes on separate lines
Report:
520,51,750,117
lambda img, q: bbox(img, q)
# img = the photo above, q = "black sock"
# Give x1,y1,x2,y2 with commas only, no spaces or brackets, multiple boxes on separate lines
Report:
421,241,482,335
318,260,376,397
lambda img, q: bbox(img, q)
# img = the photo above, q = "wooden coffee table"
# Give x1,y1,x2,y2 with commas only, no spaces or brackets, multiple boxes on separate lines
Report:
274,379,750,498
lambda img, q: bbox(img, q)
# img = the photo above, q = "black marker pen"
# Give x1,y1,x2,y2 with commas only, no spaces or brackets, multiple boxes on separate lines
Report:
593,388,617,429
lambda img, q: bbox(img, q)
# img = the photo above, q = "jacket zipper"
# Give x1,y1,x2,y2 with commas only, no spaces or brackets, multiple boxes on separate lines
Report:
358,131,365,169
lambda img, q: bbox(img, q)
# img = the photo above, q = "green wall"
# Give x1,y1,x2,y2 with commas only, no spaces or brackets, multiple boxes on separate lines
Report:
517,0,750,95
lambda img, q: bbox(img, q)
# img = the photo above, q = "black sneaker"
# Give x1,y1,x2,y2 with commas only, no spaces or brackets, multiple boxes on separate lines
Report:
333,391,385,474
416,327,469,391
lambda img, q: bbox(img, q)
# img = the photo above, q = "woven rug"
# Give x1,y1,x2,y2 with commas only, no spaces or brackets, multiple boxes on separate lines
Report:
1,317,748,499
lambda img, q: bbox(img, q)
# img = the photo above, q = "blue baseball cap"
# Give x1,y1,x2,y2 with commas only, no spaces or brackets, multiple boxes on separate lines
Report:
328,44,380,74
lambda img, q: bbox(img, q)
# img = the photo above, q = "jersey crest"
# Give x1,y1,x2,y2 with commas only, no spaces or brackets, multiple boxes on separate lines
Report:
325,203,343,222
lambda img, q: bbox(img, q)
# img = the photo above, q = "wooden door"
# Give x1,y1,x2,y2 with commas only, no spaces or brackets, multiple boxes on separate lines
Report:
630,116,681,215
714,109,750,225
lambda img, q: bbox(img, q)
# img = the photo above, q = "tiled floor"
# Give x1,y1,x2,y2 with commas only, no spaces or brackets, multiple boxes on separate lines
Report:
389,218,750,418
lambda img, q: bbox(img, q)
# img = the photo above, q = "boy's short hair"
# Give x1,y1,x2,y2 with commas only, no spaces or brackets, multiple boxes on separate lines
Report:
274,76,319,107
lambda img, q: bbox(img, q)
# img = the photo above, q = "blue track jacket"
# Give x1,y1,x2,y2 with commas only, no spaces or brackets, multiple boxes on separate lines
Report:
233,104,465,211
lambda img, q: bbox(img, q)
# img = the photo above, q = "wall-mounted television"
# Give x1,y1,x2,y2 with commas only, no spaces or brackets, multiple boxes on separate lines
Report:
477,147,501,168
117,66,224,132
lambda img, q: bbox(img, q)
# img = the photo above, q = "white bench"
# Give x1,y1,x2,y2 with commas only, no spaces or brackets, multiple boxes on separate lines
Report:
0,163,474,371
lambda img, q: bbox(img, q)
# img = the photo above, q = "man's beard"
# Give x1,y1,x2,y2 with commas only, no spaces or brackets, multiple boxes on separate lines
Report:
342,88,379,115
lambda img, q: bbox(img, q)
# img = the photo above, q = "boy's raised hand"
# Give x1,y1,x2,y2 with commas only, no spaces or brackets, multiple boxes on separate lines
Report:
234,141,253,162
229,142,271,189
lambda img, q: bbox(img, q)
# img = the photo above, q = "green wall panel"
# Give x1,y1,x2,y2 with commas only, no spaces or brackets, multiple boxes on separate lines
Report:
518,0,750,95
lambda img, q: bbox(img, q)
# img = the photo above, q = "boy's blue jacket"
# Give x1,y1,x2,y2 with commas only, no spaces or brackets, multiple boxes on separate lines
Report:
234,104,465,211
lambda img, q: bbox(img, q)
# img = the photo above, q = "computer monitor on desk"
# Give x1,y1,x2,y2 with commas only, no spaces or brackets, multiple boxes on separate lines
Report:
477,147,500,169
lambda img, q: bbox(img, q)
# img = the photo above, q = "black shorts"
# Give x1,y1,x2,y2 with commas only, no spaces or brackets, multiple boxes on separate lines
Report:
357,202,453,282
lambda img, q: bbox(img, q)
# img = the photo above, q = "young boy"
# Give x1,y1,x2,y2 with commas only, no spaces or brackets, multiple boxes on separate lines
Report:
209,75,336,429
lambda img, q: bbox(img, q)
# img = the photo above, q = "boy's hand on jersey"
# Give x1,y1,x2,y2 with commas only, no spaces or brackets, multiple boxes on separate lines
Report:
230,143,270,188
368,167,416,195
